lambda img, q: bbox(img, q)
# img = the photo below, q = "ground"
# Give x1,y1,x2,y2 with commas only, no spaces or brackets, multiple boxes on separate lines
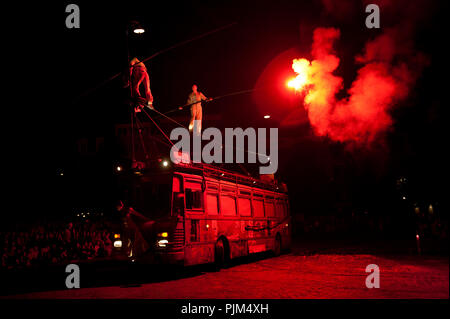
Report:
2,243,448,299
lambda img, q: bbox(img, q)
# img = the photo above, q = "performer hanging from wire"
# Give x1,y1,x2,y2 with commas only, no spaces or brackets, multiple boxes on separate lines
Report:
187,84,211,135
129,57,154,113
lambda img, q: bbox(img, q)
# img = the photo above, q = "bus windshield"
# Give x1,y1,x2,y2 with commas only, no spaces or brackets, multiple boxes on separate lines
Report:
132,175,172,219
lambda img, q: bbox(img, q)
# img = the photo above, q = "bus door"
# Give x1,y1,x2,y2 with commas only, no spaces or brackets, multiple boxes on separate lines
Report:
183,178,211,265
171,175,186,251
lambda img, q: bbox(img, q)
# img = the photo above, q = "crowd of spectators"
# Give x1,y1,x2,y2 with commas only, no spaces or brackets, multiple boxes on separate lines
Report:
2,205,447,270
1,219,116,270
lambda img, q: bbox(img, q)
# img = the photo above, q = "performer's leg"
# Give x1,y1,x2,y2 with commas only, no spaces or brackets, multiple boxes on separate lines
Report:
189,106,195,131
195,106,202,136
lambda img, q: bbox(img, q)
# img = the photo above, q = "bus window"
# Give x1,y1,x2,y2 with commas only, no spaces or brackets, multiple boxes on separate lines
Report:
264,200,275,217
186,188,203,210
206,193,219,215
220,195,236,216
276,201,284,218
284,201,289,217
207,183,219,191
238,197,252,216
222,186,236,194
252,199,264,217
133,180,171,218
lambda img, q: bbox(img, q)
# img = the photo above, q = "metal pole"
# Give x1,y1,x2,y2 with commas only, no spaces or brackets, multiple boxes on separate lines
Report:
126,28,136,165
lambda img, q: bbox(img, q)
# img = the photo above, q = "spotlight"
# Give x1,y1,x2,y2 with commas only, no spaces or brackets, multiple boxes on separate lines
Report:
130,21,145,34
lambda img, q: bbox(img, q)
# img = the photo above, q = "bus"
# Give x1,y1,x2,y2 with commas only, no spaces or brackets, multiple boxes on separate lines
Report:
113,161,291,267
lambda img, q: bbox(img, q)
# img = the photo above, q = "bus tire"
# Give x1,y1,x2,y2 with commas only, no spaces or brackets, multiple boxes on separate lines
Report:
274,234,282,257
214,237,228,270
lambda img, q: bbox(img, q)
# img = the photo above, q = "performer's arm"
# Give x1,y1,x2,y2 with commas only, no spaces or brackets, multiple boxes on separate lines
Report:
201,92,212,102
127,207,151,223
187,93,195,105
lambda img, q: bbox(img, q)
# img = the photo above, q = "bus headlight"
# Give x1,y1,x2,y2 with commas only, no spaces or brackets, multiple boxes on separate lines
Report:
157,239,169,247
114,240,122,248
157,232,168,238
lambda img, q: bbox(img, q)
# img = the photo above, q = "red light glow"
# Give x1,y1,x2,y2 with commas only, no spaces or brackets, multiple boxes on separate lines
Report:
286,27,427,145
287,58,311,91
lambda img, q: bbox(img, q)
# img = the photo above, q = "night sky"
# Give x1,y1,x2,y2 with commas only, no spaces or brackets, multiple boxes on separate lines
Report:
4,0,445,223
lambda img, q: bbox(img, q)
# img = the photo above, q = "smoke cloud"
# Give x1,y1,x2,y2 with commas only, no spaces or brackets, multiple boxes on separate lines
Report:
296,1,430,145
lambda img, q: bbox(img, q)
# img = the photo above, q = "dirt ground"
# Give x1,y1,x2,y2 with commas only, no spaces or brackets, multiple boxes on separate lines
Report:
5,252,448,299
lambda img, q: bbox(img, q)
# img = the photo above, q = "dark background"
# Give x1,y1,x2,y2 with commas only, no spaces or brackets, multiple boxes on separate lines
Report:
3,0,445,237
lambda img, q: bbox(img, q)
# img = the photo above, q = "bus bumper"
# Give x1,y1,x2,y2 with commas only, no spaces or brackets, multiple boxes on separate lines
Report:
154,250,185,265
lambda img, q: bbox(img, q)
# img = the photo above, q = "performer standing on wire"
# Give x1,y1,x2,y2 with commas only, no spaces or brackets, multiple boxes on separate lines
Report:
129,57,154,113
187,84,211,135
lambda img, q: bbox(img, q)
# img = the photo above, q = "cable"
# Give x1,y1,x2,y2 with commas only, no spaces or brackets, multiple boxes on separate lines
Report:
141,107,175,147
145,106,270,159
147,106,187,129
210,88,257,101
140,91,271,161
75,22,237,101
130,105,136,163
134,115,150,160
237,163,252,177
163,88,258,115
138,22,237,68
164,98,213,115
132,85,272,174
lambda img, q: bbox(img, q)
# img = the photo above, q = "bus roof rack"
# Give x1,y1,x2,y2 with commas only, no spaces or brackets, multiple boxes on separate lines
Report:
174,162,287,193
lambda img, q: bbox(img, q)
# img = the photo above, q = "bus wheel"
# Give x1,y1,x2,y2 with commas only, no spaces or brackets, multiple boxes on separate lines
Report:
214,238,226,270
274,234,281,257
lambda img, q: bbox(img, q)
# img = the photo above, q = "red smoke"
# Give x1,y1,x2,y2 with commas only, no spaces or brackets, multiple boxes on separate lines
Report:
289,24,427,145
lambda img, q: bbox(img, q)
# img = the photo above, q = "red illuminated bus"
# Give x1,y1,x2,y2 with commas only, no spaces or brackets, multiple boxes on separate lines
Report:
114,162,291,267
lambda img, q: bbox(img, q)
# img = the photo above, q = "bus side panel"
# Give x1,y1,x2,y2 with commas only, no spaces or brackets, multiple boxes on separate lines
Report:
282,200,292,250
216,219,242,259
281,216,292,250
184,243,214,266
246,218,270,254
184,217,214,266
229,239,247,259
